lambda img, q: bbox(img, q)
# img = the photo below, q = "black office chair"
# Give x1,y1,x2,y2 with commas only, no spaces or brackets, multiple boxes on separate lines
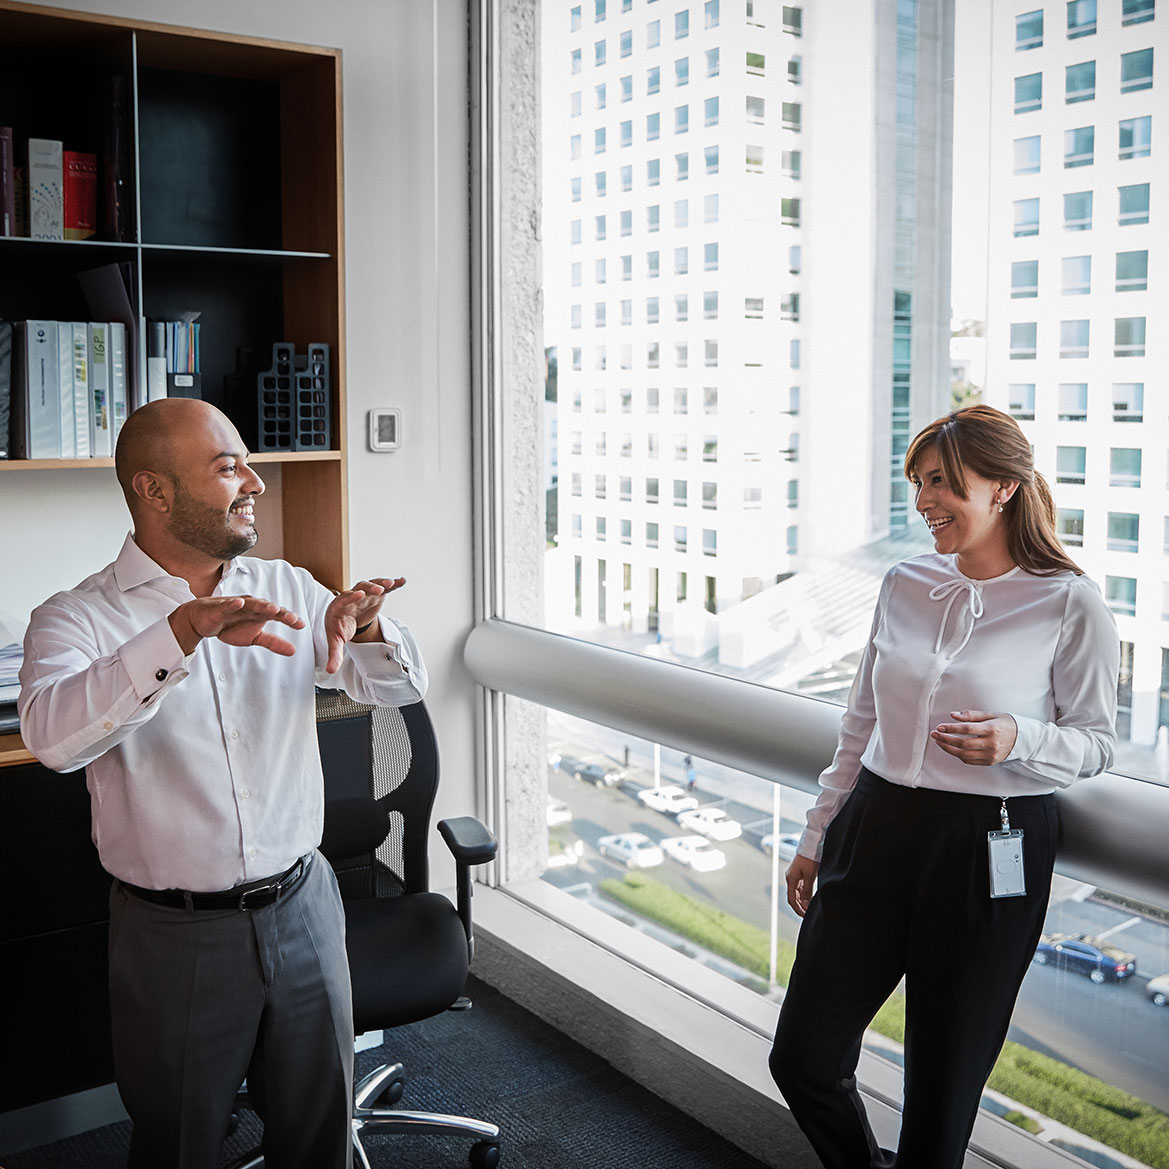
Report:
227,692,501,1169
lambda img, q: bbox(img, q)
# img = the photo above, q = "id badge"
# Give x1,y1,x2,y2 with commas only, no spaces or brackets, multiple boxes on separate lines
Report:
988,829,1026,899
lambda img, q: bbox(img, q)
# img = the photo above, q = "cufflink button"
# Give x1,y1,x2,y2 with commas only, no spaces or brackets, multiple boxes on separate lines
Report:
155,668,168,681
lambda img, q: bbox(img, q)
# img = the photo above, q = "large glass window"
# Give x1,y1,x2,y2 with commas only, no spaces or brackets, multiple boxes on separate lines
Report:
1063,189,1092,230
1120,48,1154,92
1016,9,1044,50
1013,197,1039,236
1118,182,1150,225
1065,59,1096,102
1014,71,1042,112
1010,260,1038,297
1064,124,1094,166
1118,115,1152,159
1066,0,1097,38
1013,134,1041,173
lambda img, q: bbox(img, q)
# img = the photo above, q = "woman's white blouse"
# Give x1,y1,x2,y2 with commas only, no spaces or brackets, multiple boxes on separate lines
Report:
798,553,1120,862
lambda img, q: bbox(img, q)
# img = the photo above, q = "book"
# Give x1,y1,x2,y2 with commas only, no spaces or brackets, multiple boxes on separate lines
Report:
88,322,111,457
27,138,63,240
0,127,14,237
56,320,77,458
70,321,90,458
147,319,167,402
63,151,98,240
102,75,131,242
13,164,27,237
0,320,11,457
108,321,128,443
13,321,60,458
78,263,138,412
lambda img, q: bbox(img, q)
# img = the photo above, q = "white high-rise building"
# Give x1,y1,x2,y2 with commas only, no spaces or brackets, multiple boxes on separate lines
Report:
542,0,953,658
984,0,1164,746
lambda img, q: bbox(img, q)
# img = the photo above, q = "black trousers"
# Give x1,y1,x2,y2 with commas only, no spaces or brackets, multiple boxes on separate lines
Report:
770,769,1059,1169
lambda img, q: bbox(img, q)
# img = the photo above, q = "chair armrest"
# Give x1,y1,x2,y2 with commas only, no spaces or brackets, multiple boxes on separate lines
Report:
437,816,498,866
437,817,497,961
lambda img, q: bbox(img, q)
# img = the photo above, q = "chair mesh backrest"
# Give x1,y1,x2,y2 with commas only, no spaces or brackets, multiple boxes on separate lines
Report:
314,691,440,901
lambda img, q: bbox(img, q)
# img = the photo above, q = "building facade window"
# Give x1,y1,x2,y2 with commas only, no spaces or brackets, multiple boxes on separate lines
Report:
1122,0,1155,24
1015,71,1042,112
1014,197,1040,236
1114,316,1147,356
1113,382,1144,421
1063,189,1092,230
1066,0,1097,38
1118,115,1152,159
1106,576,1137,617
1009,382,1036,419
1110,447,1142,487
1118,182,1150,224
1058,382,1089,420
1115,250,1148,291
1011,259,1039,297
1016,9,1044,50
1107,513,1140,553
1120,48,1154,92
1062,254,1091,294
1060,318,1090,357
1014,134,1041,172
1065,60,1096,102
1056,445,1087,483
1010,321,1038,359
1057,508,1085,546
1064,124,1095,166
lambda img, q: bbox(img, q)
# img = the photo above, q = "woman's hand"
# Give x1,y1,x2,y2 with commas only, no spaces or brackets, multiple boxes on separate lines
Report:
786,854,820,918
931,710,1018,766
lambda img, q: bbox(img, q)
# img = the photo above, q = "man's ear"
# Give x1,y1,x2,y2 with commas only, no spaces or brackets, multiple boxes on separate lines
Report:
131,470,172,513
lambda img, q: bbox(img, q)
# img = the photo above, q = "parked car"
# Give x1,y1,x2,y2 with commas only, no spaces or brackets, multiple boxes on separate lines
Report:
1033,933,1138,983
637,785,700,815
1146,974,1169,1007
597,832,664,868
761,832,802,860
677,806,742,841
555,753,623,786
660,834,727,872
546,797,573,827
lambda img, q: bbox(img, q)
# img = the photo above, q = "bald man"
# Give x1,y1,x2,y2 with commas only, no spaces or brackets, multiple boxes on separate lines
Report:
19,399,428,1169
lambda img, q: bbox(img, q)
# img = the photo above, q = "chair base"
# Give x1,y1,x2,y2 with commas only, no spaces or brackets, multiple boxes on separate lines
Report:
224,1060,501,1169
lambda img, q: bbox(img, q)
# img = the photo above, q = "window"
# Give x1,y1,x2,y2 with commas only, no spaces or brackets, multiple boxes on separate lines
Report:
595,517,607,542
782,149,801,178
704,241,718,271
674,246,688,275
705,0,719,28
705,47,719,77
704,387,718,414
620,519,632,546
1057,508,1085,547
783,6,803,36
1118,183,1150,225
1014,135,1041,173
620,75,632,101
673,386,688,412
704,96,719,126
571,304,582,329
673,478,687,505
620,209,632,236
702,529,717,557
747,51,766,75
1016,9,1043,50
647,19,660,47
1114,317,1146,357
1108,514,1140,553
1015,72,1042,113
647,113,660,142
571,91,582,118
596,83,607,110
1122,0,1155,26
646,388,659,413
595,256,608,283
570,261,582,287
648,157,660,185
645,477,659,503
645,522,659,548
648,66,660,95
571,5,582,31
647,341,660,368
703,291,718,319
570,135,582,160
788,245,801,274
1008,382,1036,419
1113,382,1144,421
595,127,606,153
705,145,719,174
1011,260,1039,298
620,29,632,57
675,105,689,134
747,96,766,124
571,176,582,203
645,295,658,321
780,293,799,322
1013,197,1039,236
620,300,631,326
1056,445,1087,484
1064,124,1094,167
1062,255,1091,295
594,301,606,328
675,57,689,86
1106,577,1137,618
620,120,632,147
1066,0,1097,38
595,39,607,66
702,436,717,462
746,144,764,173
745,297,764,319
788,55,802,84
1116,250,1148,291
595,213,606,240
571,48,582,75
595,0,606,21
1058,382,1089,421
1110,447,1142,487
704,193,718,222
676,152,689,181
595,473,607,499
704,340,718,367
596,170,608,196
782,102,802,130
1010,322,1037,359
647,204,660,232
621,254,632,280
1061,318,1090,358
675,10,689,39
674,525,687,552
782,197,801,226
1063,190,1092,230
1065,60,1096,103
1119,116,1152,159
674,293,688,321
1121,48,1154,93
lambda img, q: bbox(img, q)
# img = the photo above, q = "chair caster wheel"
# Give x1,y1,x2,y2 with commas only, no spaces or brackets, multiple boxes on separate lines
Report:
469,1140,501,1168
378,1076,405,1105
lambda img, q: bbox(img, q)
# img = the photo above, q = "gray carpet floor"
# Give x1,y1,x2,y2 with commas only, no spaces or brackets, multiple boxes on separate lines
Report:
3,975,772,1168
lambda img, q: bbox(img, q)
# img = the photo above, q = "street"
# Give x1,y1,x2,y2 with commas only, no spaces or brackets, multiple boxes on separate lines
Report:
544,731,1169,1116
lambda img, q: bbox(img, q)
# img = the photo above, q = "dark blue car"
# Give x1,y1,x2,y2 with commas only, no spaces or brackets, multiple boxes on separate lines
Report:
1033,933,1137,984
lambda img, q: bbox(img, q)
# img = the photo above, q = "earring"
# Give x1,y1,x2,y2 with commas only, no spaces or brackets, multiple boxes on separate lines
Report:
997,499,1004,514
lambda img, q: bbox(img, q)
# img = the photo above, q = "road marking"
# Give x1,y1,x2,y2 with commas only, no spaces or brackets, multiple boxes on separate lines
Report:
1095,915,1142,940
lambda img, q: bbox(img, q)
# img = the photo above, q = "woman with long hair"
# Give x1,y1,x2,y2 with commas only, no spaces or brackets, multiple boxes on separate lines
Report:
769,405,1119,1168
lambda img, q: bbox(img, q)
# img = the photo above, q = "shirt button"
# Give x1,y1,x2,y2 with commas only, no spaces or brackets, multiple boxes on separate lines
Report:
218,672,227,682
155,668,168,681
103,721,114,731
231,730,240,740
249,848,257,858
241,789,250,799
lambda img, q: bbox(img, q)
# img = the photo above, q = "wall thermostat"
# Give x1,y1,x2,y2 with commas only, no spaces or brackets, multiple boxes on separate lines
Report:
367,407,402,451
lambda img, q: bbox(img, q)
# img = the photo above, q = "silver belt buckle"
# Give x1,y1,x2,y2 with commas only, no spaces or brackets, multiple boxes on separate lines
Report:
238,881,278,912
238,855,305,912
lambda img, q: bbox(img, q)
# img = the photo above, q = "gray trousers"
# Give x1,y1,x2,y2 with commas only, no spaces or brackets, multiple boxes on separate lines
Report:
108,851,354,1169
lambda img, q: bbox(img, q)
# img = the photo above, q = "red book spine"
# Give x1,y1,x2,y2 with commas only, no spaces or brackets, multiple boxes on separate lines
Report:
63,150,98,240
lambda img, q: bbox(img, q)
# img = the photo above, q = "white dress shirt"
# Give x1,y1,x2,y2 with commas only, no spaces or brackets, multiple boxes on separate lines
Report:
19,534,428,891
799,553,1119,862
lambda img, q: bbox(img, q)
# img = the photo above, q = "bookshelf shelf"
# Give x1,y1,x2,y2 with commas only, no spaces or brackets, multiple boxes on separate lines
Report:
1,1,349,592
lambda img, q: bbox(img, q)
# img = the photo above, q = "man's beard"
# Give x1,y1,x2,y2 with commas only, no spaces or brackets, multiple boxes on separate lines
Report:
169,485,258,561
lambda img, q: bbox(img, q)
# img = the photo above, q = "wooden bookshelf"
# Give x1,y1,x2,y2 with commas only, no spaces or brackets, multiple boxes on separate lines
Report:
0,1,349,593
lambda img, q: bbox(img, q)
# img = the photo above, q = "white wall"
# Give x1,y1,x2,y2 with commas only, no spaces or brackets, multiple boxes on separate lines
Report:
2,0,477,880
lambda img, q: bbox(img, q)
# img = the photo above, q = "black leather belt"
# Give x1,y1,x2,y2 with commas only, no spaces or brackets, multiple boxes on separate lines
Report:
123,852,312,912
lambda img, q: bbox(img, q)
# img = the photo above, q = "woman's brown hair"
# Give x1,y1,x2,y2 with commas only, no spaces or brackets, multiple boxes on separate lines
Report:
904,404,1083,576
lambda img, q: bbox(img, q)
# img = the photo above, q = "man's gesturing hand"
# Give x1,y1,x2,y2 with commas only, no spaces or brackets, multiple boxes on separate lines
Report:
169,596,306,657
324,577,407,674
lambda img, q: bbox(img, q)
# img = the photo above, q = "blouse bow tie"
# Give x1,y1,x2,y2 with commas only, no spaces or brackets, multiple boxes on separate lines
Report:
928,577,984,655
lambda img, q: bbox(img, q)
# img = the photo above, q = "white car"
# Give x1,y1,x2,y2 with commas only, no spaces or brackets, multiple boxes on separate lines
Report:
546,796,573,826
660,835,727,872
677,806,742,841
637,785,699,815
1147,974,1169,1007
761,832,802,860
547,837,584,868
597,832,664,868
